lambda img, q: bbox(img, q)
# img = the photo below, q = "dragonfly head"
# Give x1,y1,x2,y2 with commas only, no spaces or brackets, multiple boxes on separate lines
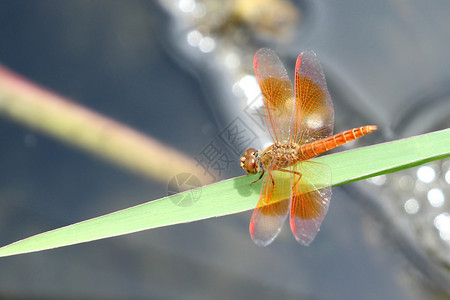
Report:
240,148,260,174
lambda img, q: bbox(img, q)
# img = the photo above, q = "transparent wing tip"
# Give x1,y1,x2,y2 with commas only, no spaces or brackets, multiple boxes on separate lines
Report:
251,236,276,247
249,220,282,247
290,217,321,246
300,50,317,57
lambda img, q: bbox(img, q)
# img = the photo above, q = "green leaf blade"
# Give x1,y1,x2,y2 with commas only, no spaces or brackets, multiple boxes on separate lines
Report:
0,128,449,257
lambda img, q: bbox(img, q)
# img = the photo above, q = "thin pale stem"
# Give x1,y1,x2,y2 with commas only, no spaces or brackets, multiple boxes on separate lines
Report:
0,65,213,185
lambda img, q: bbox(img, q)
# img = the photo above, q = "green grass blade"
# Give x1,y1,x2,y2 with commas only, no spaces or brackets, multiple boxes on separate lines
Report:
0,128,449,257
318,128,450,185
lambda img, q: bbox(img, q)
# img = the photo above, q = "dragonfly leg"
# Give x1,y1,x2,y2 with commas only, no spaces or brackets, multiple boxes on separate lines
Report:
269,172,275,187
250,170,265,185
278,169,302,188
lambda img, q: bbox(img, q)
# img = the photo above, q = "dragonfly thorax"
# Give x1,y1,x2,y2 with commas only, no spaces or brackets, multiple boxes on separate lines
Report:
260,142,301,170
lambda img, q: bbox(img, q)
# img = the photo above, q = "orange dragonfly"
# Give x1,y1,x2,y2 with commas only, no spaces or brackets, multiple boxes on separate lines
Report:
240,48,377,246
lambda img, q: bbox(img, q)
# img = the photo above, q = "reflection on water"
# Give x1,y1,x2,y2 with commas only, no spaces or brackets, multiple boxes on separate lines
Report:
366,158,450,293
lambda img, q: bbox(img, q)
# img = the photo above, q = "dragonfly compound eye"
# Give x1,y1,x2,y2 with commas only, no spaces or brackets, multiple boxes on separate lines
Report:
244,157,257,174
241,148,260,174
244,148,258,157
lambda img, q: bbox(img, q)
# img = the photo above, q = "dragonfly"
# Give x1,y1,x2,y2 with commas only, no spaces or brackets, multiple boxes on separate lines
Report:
240,48,377,246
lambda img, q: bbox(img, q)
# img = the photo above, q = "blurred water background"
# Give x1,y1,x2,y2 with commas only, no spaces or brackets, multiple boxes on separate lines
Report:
0,1,449,299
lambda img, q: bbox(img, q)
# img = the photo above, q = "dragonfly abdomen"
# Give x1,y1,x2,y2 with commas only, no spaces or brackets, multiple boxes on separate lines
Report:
299,125,377,159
